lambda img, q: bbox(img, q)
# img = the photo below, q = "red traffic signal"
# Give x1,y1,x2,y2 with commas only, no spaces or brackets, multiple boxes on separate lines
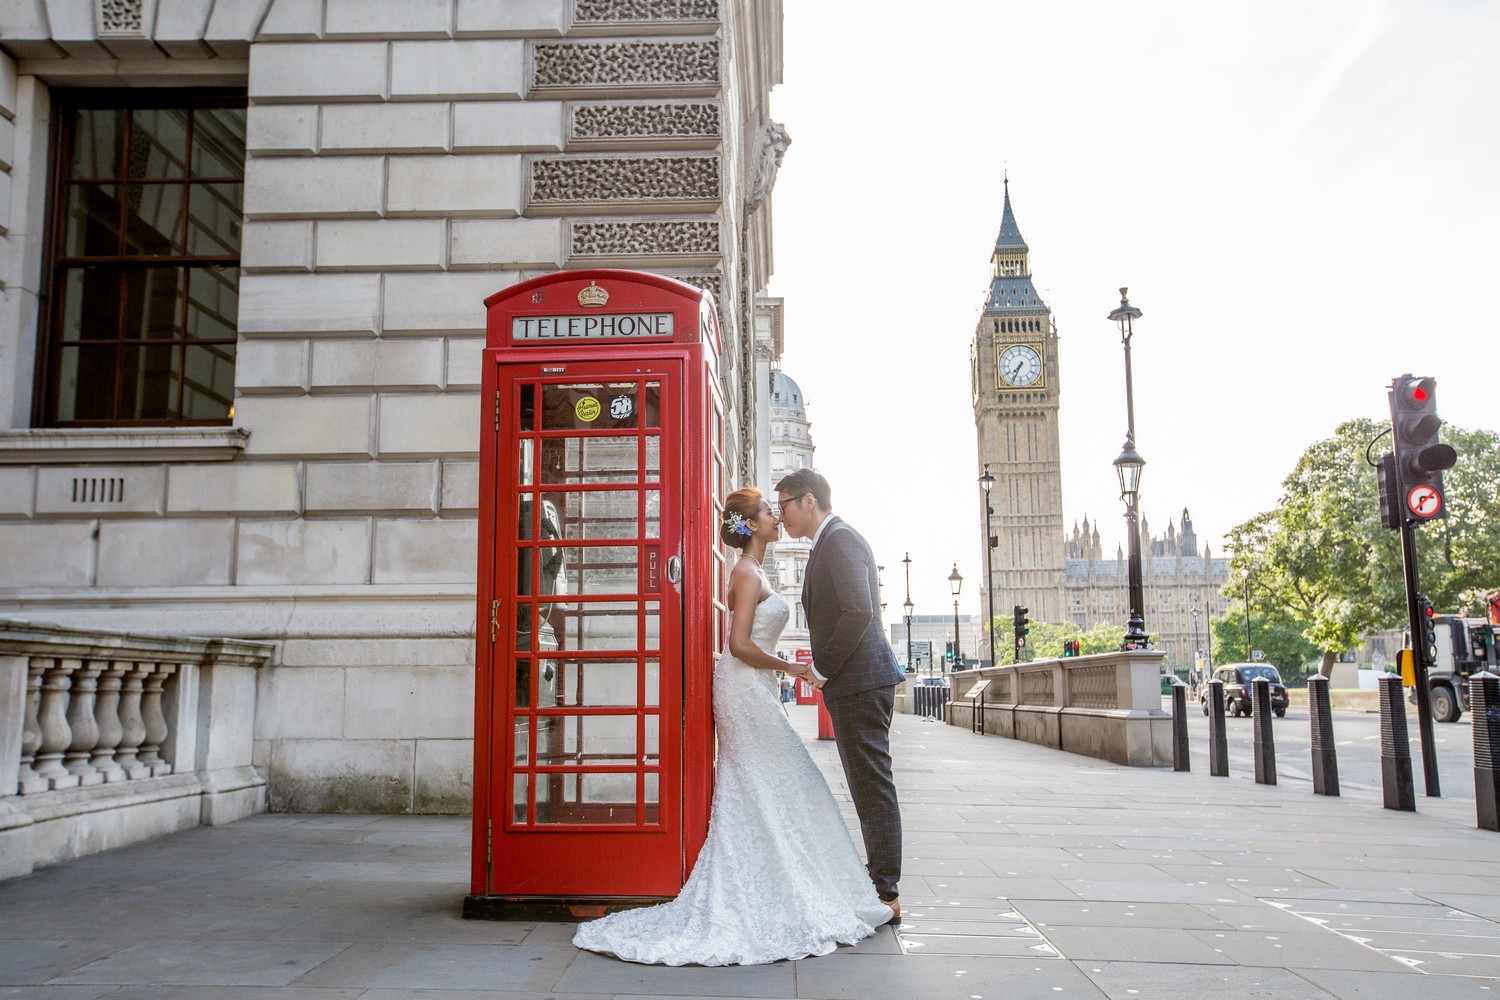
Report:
1388,374,1457,523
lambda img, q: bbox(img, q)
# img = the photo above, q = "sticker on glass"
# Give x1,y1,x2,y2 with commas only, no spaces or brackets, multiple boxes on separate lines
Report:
610,394,634,420
575,397,601,422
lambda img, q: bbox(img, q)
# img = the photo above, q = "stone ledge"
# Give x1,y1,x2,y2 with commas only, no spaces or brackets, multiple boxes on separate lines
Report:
0,617,275,664
0,427,249,464
0,586,478,641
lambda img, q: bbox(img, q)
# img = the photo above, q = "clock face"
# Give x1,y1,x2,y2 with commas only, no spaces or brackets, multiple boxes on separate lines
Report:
997,344,1043,387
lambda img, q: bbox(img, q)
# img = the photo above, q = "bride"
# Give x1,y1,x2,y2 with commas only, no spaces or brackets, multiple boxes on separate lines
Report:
572,487,895,965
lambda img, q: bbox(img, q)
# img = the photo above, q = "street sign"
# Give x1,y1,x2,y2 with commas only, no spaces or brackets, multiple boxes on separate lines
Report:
794,648,813,664
1406,484,1442,518
1251,649,1265,661
912,640,931,656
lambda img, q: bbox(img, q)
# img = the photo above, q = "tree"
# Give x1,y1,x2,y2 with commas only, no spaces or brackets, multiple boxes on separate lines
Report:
1210,605,1319,684
1012,619,1125,660
1222,419,1500,677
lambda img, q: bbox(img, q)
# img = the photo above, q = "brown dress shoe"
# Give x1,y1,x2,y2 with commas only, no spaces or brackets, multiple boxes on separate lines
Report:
880,896,900,926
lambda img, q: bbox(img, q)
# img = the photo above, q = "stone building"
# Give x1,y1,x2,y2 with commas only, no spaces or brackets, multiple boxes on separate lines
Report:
970,183,1228,672
886,614,985,676
1063,509,1230,672
765,367,811,659
0,0,787,817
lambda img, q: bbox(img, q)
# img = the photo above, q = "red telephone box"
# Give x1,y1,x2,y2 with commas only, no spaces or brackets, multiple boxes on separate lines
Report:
465,270,724,920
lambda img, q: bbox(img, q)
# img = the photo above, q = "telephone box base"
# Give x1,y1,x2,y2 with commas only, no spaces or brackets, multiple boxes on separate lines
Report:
462,893,667,922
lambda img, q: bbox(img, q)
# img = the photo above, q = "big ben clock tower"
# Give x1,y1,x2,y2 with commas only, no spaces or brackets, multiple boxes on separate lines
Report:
972,180,1066,635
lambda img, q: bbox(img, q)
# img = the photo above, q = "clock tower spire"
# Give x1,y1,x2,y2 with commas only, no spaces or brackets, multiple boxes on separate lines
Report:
971,181,1066,651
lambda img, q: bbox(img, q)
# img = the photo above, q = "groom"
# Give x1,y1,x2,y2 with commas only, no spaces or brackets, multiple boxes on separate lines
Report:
775,469,904,921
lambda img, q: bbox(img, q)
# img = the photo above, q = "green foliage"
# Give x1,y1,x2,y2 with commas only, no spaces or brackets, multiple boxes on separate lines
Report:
1220,418,1500,671
1210,605,1319,684
1005,619,1126,660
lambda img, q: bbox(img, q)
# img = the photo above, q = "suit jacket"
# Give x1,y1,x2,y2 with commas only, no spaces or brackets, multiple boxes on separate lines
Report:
801,516,905,700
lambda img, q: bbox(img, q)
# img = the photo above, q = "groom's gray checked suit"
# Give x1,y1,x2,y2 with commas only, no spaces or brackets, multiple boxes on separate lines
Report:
801,515,904,902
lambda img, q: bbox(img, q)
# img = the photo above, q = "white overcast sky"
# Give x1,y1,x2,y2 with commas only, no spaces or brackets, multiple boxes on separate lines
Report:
764,0,1500,623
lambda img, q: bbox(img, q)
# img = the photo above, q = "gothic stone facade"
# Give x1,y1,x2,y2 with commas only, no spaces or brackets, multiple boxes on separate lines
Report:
0,0,786,812
1064,510,1230,672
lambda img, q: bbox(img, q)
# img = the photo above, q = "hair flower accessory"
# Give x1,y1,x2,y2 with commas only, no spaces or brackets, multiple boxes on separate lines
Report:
723,511,753,536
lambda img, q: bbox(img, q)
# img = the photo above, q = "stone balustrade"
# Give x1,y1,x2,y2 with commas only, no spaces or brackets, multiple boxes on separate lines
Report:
943,650,1173,766
0,620,275,879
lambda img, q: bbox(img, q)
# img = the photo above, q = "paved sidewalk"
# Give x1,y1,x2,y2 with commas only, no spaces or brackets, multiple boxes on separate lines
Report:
4,704,1500,999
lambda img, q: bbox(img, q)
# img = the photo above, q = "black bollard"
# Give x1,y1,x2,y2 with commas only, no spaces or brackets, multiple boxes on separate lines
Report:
1473,670,1500,830
1251,677,1277,785
1307,675,1340,796
1207,678,1228,777
1171,679,1190,771
1378,673,1416,812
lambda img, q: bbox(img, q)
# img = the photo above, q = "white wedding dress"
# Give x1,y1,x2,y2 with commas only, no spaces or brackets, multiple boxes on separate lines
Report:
572,591,892,965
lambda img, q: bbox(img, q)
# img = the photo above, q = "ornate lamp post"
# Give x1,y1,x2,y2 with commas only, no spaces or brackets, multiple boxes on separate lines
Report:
978,469,997,668
948,564,963,676
1109,288,1149,651
902,552,913,675
1242,566,1253,661
1189,602,1203,683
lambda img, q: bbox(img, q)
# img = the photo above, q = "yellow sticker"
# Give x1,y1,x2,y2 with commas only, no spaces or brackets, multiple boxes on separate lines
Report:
575,397,601,422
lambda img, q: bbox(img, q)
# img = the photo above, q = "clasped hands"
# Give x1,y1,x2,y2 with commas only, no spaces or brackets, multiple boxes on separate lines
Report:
787,663,825,690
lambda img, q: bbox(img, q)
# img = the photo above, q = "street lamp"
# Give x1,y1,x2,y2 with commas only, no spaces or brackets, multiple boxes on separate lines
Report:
948,564,963,676
978,469,997,668
1242,566,1253,661
1109,288,1149,651
1189,602,1202,683
902,552,913,676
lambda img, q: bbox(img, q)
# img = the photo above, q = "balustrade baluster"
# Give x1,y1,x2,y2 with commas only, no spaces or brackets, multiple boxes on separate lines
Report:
113,664,151,779
34,659,80,789
17,659,48,794
137,663,176,776
63,660,104,785
90,661,128,783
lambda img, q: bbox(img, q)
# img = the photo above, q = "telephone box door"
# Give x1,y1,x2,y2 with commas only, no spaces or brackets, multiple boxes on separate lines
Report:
485,359,686,898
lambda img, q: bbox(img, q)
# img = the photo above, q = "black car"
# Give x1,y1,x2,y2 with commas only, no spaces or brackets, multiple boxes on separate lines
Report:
1200,663,1289,718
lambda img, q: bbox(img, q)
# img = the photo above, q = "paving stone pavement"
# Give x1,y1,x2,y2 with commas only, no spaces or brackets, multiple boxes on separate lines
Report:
4,703,1500,999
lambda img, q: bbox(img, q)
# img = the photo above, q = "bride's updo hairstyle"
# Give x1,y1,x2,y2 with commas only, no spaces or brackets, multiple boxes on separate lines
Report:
719,487,764,550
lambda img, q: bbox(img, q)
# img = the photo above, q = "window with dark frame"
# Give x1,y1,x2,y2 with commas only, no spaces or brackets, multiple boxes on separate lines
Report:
39,91,246,426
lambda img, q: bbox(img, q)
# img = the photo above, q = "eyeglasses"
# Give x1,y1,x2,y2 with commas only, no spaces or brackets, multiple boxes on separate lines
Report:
773,493,811,517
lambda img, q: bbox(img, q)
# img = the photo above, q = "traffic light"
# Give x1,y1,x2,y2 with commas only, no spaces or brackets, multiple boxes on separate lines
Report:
1012,605,1029,650
944,640,954,663
1061,640,1080,658
1376,451,1401,531
1417,594,1437,666
1388,375,1457,523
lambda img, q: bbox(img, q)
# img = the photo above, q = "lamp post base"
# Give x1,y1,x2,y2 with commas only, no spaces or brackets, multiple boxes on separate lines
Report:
1121,613,1150,651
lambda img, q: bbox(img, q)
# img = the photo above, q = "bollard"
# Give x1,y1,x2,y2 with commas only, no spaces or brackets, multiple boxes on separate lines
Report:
1207,678,1229,777
1378,673,1416,812
1251,677,1277,784
1170,679,1190,772
1307,675,1340,796
1473,670,1500,830
815,688,835,741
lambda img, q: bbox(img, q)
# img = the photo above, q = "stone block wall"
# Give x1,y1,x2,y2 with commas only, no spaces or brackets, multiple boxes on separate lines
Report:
0,0,783,814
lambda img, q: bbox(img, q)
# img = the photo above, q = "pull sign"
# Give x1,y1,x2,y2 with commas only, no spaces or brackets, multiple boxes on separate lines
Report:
645,545,662,593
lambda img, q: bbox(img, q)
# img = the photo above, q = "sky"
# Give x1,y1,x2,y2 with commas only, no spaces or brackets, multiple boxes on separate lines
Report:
763,0,1500,626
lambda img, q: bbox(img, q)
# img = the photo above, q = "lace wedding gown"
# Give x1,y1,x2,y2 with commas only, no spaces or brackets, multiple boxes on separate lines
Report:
572,591,892,965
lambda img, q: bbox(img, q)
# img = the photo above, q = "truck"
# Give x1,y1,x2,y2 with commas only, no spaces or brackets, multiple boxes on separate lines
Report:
1413,616,1500,722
